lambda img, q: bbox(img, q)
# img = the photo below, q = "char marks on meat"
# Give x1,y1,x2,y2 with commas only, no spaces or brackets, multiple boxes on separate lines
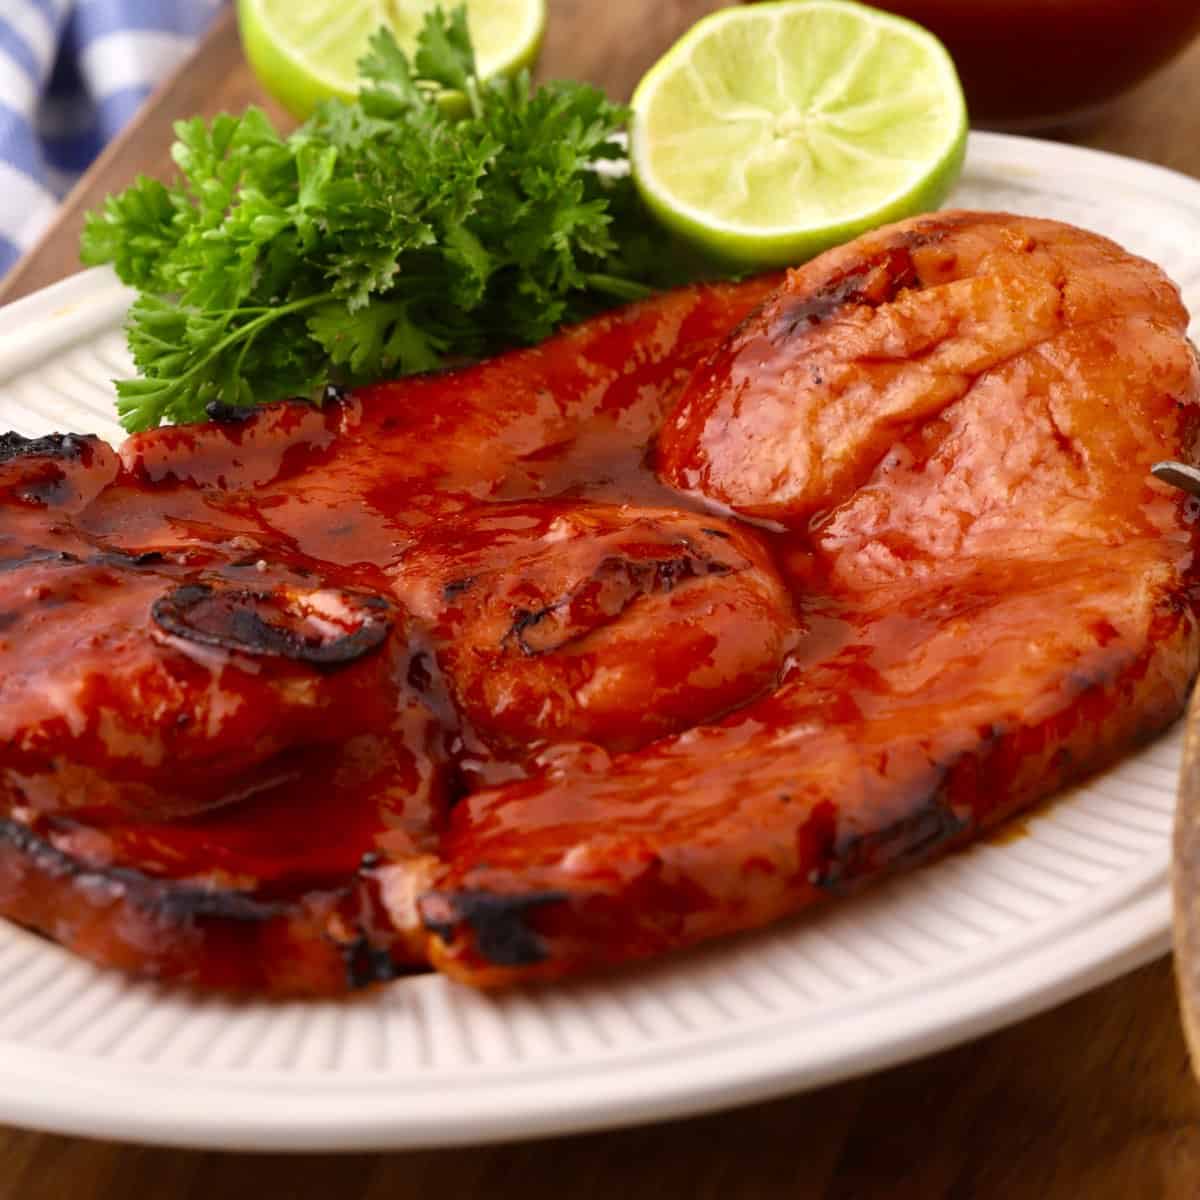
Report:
0,213,1197,993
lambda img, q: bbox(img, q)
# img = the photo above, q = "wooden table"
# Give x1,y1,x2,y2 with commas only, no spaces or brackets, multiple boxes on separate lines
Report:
3,4,1200,1195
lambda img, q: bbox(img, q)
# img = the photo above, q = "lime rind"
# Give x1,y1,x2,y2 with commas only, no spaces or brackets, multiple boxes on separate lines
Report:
238,0,547,118
630,0,968,268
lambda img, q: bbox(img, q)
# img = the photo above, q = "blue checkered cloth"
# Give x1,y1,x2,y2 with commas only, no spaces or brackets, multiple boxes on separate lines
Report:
0,0,224,277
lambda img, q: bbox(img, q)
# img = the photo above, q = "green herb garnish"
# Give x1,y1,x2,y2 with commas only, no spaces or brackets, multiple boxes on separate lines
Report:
81,7,667,432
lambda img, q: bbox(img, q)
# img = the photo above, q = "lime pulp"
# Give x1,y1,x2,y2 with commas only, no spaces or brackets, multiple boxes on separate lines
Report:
630,0,968,268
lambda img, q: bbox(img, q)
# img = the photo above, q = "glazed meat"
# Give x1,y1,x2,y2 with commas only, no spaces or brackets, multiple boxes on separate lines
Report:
658,215,1190,526
0,276,779,992
394,502,797,754
0,212,1196,994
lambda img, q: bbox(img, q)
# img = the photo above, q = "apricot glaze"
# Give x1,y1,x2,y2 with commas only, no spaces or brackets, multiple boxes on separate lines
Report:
0,212,1196,994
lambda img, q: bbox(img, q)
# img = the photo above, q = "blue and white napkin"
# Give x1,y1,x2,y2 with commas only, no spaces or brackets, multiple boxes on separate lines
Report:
0,0,224,277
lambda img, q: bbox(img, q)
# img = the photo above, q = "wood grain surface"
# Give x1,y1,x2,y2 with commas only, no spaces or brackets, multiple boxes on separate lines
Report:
4,3,1200,1195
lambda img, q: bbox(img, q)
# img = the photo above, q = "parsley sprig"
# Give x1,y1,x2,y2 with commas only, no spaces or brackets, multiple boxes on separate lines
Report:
81,7,670,432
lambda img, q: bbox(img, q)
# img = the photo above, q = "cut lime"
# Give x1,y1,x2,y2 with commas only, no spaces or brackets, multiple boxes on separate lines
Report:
237,0,546,119
630,0,967,268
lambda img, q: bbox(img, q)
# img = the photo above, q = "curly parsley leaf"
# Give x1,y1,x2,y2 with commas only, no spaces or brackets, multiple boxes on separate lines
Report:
413,6,476,95
80,177,184,291
80,5,674,433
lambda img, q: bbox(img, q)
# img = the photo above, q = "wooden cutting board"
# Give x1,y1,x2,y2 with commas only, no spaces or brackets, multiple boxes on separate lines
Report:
5,5,1200,1197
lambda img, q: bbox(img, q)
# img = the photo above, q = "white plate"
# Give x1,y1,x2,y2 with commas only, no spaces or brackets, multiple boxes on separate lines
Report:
0,131,1193,1151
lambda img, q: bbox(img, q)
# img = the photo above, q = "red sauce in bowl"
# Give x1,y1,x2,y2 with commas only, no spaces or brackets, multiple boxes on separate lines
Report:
874,0,1200,128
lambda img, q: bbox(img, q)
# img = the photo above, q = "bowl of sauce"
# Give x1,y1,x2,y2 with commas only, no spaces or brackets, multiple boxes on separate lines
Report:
872,0,1200,129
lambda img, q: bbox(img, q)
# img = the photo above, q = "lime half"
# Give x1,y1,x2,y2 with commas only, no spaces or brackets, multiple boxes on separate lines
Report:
237,0,546,119
630,0,967,268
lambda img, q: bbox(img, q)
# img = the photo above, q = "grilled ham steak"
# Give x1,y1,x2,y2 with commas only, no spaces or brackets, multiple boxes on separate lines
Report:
0,212,1196,994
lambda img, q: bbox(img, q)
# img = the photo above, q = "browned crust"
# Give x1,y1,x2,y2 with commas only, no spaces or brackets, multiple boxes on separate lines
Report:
0,816,414,996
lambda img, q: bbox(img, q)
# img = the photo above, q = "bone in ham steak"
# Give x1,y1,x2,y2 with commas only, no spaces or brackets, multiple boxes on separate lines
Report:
0,211,1196,994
